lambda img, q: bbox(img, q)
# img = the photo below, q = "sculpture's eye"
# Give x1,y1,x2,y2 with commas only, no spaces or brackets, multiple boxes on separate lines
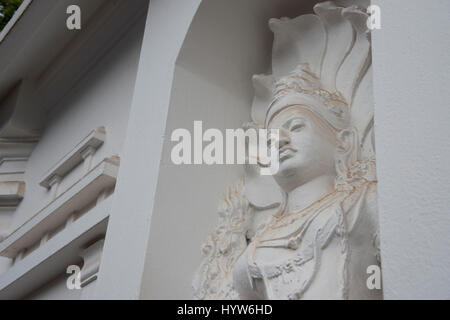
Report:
289,119,305,132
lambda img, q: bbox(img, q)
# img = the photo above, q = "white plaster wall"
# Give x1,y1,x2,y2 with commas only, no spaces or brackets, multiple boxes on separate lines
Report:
372,0,450,299
9,16,145,233
140,0,369,300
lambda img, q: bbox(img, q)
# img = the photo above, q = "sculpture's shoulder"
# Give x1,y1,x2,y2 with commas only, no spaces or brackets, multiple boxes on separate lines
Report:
342,181,378,231
364,182,379,224
341,180,380,269
338,157,379,235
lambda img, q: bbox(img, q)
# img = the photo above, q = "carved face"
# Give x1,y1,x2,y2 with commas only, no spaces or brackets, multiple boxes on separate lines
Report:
268,105,338,193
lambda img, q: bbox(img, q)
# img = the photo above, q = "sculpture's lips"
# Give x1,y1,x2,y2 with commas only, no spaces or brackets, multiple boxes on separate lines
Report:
279,145,296,162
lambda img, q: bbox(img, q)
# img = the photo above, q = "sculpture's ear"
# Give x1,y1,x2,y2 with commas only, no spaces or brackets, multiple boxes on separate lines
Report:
336,127,359,171
244,163,282,210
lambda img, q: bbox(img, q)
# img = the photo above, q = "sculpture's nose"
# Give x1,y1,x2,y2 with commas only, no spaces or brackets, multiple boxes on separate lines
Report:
268,128,290,149
277,127,291,149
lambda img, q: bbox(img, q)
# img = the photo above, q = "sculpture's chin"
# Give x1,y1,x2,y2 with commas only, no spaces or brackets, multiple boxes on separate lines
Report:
274,159,306,184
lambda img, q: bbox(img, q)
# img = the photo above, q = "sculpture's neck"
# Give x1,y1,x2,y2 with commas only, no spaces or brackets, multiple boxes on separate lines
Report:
286,175,335,214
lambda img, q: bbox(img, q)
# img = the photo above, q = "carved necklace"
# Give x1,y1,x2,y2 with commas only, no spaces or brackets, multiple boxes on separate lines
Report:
255,189,343,247
246,189,348,299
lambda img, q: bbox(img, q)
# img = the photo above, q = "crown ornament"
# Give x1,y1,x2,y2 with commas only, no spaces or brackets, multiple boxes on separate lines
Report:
251,1,372,133
265,63,350,130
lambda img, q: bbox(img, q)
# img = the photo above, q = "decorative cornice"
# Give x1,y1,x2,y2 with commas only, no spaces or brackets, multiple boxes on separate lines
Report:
0,196,111,299
39,127,106,189
0,156,119,258
0,138,38,165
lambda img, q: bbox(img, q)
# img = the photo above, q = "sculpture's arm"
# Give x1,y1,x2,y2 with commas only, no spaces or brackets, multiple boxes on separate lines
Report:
192,181,253,299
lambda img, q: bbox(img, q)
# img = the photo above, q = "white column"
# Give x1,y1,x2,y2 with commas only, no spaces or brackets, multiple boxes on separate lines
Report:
93,0,202,299
372,0,450,299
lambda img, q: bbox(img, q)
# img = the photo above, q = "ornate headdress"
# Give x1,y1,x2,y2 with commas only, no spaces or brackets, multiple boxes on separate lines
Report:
251,2,371,131
264,63,349,131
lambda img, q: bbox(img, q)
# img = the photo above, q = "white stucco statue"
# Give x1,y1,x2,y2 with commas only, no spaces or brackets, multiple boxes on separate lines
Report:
193,1,381,300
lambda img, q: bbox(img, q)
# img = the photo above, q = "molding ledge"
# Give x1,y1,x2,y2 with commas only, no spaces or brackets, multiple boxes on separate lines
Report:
0,138,38,182
39,127,106,189
0,156,119,258
0,196,110,299
0,181,25,207
0,138,37,163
